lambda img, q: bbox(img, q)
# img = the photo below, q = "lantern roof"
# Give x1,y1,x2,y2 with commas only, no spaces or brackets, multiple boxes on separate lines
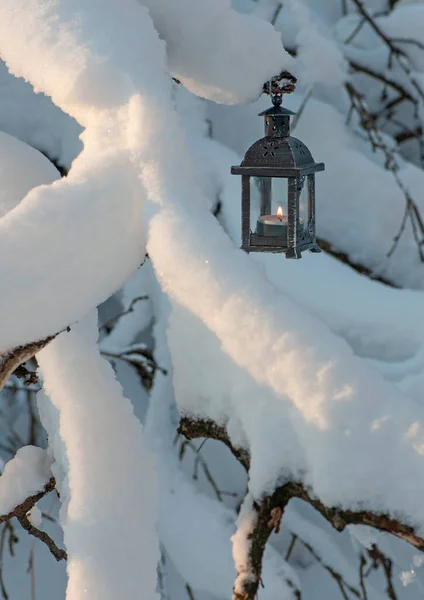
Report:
258,105,296,117
231,99,325,177
231,136,324,176
242,135,314,168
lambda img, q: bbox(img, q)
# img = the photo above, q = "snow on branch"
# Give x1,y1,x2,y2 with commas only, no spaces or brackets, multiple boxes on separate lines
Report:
0,0,153,351
0,0,295,352
0,476,65,561
37,313,159,600
137,0,294,103
179,416,424,600
0,446,66,561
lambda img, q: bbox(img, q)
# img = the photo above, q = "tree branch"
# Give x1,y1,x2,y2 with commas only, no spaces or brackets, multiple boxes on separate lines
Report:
178,417,250,471
17,513,66,562
0,336,56,393
0,476,67,562
179,417,424,600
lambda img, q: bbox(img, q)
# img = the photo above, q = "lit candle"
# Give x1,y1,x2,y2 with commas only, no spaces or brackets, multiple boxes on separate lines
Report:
256,206,303,237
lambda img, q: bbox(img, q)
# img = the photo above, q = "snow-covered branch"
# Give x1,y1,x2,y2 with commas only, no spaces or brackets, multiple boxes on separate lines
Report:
0,446,65,561
3,477,67,562
179,416,424,600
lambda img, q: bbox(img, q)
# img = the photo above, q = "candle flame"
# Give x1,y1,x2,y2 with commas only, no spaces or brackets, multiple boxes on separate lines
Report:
277,206,284,217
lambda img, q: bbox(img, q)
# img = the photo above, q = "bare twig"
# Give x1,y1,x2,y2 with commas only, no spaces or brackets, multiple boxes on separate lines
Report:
178,439,238,503
345,82,424,261
300,539,360,599
285,534,298,562
359,554,368,600
17,514,66,562
0,525,9,600
102,344,166,390
185,584,196,600
350,61,416,104
26,392,37,447
99,295,149,333
349,0,400,53
317,238,398,287
367,545,398,600
270,2,282,26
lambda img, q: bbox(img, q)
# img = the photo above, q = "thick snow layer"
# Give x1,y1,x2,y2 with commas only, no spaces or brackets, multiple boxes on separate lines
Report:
282,0,347,88
145,298,298,600
0,0,156,349
0,60,82,170
137,0,292,103
17,0,411,537
100,263,154,353
37,312,159,600
4,1,424,598
0,131,59,219
143,102,424,531
0,446,51,516
0,0,287,351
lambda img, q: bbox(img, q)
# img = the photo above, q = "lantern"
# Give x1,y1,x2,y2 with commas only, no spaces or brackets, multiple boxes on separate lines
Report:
231,95,325,259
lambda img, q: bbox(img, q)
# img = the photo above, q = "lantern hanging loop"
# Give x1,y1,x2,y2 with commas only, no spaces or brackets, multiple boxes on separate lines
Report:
268,79,283,108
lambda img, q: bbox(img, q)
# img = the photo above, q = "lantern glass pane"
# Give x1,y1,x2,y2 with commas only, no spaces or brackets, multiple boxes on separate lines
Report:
298,176,309,235
250,177,288,235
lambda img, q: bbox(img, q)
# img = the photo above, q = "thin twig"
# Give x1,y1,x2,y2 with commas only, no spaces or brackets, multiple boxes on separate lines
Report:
359,554,368,600
99,295,149,333
178,439,238,503
0,526,9,600
185,584,196,600
17,515,66,562
367,545,399,600
301,539,360,599
270,2,282,26
285,534,298,562
346,82,424,261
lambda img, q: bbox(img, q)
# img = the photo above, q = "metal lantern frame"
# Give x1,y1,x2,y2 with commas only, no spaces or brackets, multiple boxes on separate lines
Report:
231,96,325,259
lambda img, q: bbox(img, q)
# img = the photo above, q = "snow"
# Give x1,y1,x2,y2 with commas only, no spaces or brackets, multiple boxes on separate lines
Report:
0,131,59,219
232,494,259,596
145,295,298,600
283,0,347,88
0,446,51,516
100,264,154,353
37,312,159,600
137,0,293,104
3,0,424,598
146,148,424,530
0,60,82,171
0,0,153,350
0,0,287,351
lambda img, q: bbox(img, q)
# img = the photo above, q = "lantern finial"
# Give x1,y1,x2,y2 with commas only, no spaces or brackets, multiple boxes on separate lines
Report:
271,92,282,107
259,98,295,138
